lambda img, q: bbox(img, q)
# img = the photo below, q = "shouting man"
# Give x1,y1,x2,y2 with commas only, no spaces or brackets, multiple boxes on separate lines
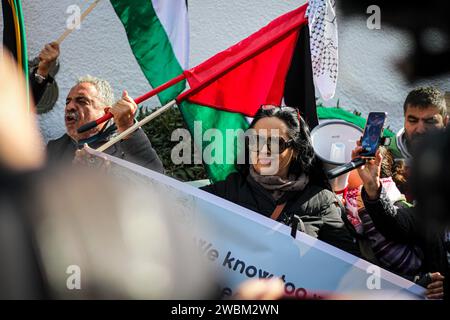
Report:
47,75,164,173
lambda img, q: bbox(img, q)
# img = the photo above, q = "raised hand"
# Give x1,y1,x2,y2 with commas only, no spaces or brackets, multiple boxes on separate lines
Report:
37,42,60,77
107,90,137,134
351,140,382,200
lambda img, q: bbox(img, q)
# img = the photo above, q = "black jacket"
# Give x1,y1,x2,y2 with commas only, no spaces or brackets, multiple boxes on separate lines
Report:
362,186,449,298
46,128,164,173
201,172,360,256
29,67,54,105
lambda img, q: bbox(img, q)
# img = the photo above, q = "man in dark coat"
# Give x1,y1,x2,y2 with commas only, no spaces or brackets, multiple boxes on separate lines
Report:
46,75,164,173
29,42,60,109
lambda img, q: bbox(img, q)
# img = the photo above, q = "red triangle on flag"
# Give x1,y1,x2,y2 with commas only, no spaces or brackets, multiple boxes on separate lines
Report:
177,4,309,117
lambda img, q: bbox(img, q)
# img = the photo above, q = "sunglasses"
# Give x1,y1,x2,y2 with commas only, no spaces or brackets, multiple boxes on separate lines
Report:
245,134,294,154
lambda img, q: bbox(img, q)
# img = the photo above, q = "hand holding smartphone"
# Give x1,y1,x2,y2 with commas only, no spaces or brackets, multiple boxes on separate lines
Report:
327,111,387,180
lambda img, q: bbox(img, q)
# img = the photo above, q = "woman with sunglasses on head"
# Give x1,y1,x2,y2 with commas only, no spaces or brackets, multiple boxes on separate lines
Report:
201,106,360,256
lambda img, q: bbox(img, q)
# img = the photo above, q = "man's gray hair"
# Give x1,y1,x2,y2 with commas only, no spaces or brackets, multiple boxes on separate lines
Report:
77,75,115,107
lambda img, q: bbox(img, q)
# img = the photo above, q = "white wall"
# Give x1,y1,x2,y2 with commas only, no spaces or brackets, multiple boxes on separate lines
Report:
2,0,450,141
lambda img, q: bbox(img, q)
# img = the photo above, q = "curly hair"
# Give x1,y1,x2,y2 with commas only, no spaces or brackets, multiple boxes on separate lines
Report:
237,106,330,189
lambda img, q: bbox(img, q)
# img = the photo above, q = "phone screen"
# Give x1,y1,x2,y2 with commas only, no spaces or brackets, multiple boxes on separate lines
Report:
361,112,387,157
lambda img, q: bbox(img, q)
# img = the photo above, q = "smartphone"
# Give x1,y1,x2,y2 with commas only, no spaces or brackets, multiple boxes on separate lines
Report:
360,112,387,157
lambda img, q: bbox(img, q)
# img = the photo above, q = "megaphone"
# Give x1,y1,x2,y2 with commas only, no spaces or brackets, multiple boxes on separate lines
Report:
310,120,363,193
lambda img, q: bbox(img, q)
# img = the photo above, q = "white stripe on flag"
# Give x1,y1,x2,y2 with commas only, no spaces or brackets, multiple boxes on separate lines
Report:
151,0,190,69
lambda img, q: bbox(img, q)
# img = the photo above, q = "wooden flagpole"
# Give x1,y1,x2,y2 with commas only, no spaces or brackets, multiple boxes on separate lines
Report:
77,74,186,133
96,100,177,152
56,0,101,45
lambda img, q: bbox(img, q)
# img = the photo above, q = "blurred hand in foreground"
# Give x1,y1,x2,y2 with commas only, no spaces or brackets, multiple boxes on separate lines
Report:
0,49,45,170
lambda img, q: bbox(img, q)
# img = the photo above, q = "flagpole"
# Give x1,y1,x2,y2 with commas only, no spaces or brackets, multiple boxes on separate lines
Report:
77,73,186,133
56,0,101,45
96,100,177,153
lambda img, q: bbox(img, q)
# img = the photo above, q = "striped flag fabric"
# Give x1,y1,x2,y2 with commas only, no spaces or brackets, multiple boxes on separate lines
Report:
1,0,28,75
176,3,317,181
110,0,188,105
179,4,314,119
1,0,29,110
111,2,317,182
110,0,249,182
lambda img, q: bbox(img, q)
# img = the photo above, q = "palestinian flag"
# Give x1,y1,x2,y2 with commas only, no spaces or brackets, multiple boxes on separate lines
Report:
177,3,317,181
110,0,248,182
1,0,28,76
112,2,316,182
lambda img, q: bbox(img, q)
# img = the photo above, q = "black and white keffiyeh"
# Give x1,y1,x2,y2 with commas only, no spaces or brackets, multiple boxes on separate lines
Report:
306,0,338,100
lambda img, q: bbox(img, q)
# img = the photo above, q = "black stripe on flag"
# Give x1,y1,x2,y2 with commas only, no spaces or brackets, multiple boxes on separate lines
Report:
283,24,319,130
1,0,19,60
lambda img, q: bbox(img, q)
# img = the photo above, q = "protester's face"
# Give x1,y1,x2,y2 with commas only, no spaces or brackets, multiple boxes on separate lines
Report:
404,105,448,148
65,83,106,141
250,117,295,177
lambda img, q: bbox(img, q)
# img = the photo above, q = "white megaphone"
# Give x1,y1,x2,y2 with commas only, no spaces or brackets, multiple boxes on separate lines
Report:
310,120,363,193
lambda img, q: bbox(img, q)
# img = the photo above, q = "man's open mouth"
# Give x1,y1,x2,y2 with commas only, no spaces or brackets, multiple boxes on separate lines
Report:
65,112,79,125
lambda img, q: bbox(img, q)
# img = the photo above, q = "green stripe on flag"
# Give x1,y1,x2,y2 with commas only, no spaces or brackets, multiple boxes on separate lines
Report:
15,0,28,76
110,0,186,104
180,101,249,182
111,0,249,182
2,0,29,110
14,0,29,110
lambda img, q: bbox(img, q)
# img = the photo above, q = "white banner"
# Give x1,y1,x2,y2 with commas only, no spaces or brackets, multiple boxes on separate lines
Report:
87,148,425,299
